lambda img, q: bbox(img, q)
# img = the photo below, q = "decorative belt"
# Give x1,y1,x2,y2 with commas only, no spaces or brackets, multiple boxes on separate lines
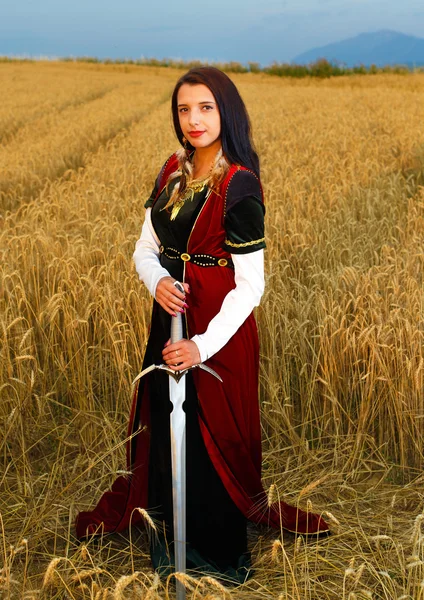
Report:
159,246,233,269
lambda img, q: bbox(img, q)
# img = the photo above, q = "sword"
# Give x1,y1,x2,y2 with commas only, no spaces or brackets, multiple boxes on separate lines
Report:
132,281,222,600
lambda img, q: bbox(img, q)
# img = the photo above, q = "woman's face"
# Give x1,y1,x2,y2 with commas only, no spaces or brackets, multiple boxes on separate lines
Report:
177,83,221,151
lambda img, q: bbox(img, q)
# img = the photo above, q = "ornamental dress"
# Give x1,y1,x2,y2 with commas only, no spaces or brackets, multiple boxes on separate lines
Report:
75,153,329,583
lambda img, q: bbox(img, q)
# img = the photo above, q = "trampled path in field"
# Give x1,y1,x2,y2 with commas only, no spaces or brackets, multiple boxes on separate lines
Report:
0,64,175,213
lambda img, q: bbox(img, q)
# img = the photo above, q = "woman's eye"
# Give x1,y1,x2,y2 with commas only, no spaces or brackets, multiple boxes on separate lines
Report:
202,105,213,110
179,108,188,113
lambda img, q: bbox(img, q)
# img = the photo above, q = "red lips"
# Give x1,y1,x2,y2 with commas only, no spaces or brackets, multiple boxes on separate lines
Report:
188,131,205,137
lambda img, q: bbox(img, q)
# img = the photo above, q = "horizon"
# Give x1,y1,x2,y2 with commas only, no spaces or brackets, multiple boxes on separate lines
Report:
2,31,423,72
2,0,424,65
2,29,424,69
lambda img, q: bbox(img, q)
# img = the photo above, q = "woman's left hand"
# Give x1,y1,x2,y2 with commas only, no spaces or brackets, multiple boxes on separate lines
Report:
162,338,201,371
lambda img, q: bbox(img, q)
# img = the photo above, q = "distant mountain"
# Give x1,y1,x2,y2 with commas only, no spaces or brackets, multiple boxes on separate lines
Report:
292,30,424,67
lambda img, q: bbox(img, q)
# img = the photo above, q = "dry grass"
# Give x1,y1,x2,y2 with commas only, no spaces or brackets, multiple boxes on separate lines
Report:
1,61,424,599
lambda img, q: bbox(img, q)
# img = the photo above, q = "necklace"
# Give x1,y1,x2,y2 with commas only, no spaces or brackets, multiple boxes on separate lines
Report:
169,175,211,221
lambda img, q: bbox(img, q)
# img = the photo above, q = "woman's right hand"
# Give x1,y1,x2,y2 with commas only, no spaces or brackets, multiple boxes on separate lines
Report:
155,276,190,317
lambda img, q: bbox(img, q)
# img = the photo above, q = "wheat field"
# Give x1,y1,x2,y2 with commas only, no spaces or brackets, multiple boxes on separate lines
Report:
1,60,424,599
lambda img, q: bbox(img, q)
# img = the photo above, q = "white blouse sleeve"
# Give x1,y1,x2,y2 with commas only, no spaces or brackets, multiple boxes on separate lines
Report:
132,207,171,297
190,249,264,362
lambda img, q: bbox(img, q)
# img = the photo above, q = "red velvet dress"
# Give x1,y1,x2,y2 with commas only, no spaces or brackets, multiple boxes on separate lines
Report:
75,153,329,581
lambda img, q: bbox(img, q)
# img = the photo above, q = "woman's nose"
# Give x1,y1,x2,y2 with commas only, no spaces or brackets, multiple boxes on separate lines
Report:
188,111,200,127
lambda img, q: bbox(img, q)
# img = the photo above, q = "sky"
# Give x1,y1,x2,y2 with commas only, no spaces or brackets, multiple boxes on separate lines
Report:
1,0,424,65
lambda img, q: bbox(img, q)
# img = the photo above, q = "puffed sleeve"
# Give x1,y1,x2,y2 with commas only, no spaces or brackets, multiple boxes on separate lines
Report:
223,170,266,254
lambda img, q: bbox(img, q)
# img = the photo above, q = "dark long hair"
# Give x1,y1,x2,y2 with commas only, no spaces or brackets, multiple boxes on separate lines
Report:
171,66,260,177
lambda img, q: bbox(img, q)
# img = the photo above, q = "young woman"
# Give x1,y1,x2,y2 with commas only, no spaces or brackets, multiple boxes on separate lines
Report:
76,66,329,583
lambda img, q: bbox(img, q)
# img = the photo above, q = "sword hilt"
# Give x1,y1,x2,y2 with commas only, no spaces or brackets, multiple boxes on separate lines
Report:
171,281,185,344
132,279,223,388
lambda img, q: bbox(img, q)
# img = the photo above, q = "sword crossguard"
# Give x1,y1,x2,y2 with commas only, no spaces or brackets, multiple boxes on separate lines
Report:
132,361,222,386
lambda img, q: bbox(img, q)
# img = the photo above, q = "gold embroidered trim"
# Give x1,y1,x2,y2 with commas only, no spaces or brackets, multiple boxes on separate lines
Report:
224,237,265,248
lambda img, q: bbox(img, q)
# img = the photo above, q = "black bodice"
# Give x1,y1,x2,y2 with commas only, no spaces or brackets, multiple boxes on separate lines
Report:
151,177,209,253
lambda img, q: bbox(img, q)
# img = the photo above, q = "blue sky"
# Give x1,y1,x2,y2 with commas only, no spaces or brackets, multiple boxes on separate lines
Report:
1,0,424,64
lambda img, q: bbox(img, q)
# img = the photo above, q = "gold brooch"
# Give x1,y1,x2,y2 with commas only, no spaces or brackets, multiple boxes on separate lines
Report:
169,178,210,221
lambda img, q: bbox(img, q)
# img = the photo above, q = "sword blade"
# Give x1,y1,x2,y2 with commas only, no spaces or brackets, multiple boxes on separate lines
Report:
169,372,186,600
170,281,186,600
